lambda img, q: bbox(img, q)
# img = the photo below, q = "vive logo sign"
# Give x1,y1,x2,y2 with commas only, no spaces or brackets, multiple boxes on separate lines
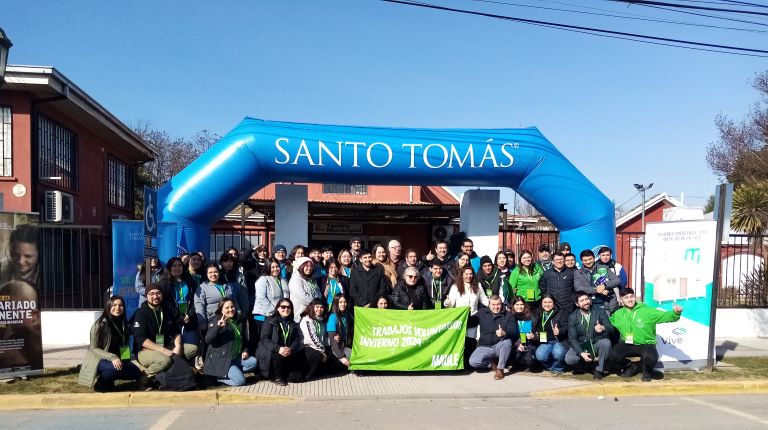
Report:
662,326,687,345
274,137,517,169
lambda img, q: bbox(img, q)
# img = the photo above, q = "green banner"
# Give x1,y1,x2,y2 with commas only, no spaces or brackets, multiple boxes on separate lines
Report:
350,307,468,371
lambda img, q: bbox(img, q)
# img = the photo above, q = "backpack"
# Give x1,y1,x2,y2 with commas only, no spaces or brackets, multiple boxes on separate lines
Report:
154,355,198,391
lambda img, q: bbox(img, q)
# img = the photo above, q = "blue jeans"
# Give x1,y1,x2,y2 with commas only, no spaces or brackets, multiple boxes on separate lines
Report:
219,356,258,386
535,341,566,372
97,359,141,384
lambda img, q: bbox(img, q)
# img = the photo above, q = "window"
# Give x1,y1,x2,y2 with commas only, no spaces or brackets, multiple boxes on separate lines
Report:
322,184,368,195
108,157,132,208
38,113,78,190
0,106,11,176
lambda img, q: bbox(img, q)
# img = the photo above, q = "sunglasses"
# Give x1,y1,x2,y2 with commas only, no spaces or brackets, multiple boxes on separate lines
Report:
405,275,418,279
278,305,292,310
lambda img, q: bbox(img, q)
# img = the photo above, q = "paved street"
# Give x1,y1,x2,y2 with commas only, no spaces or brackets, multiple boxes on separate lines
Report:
3,394,768,429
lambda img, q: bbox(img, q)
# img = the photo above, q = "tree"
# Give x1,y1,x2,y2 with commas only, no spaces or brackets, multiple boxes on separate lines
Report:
706,71,768,234
731,181,768,236
706,72,768,185
703,195,715,214
132,121,221,218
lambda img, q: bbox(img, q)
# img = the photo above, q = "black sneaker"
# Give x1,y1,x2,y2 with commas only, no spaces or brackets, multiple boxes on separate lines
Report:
642,374,652,382
272,378,287,386
621,364,638,378
592,370,604,380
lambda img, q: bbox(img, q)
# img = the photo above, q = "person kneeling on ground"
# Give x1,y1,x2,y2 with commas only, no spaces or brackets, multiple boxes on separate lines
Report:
256,298,303,386
78,295,141,391
468,295,518,380
565,292,614,380
134,285,197,377
300,298,339,381
203,298,257,386
607,288,683,382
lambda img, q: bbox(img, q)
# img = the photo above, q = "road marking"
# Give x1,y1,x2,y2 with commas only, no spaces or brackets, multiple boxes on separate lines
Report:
631,403,680,407
149,410,184,430
682,397,768,426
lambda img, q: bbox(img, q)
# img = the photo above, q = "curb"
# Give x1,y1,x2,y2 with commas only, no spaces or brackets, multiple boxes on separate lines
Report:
534,379,768,398
0,391,296,410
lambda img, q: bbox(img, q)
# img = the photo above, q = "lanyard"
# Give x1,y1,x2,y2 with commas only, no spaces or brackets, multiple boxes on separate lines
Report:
517,320,527,332
542,311,553,328
175,281,186,303
308,280,319,297
432,279,442,299
581,312,591,331
228,320,241,338
215,283,226,298
343,267,351,277
110,321,126,345
328,278,340,297
152,308,163,332
314,321,322,337
341,316,347,336
279,322,291,345
482,271,498,287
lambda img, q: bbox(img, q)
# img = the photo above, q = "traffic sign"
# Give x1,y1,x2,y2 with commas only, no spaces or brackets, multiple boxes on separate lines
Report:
144,187,158,238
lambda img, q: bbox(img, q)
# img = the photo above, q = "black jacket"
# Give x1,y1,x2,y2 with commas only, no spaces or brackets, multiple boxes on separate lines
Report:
255,315,303,378
539,267,575,311
534,307,568,344
132,301,180,351
389,280,432,310
203,317,247,378
158,274,198,330
567,307,614,354
478,268,504,298
476,307,518,347
422,271,453,302
349,264,389,307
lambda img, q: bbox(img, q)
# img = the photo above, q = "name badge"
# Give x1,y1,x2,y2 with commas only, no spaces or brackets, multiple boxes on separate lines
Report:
625,334,634,344
519,333,527,344
539,331,548,343
434,302,442,310
155,334,165,345
119,345,130,360
526,289,535,300
178,302,188,315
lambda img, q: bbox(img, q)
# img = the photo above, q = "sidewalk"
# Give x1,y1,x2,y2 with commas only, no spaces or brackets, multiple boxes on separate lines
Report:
42,337,768,370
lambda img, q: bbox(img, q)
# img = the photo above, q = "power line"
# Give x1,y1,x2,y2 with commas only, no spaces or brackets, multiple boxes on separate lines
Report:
379,0,768,56
610,0,768,16
464,0,768,33
641,3,768,26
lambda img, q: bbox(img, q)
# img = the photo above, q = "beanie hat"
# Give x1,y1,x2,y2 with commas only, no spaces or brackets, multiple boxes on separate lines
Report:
272,244,287,254
480,255,493,267
146,284,162,294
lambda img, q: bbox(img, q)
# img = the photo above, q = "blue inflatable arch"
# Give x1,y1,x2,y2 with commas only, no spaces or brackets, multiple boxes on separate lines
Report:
157,118,615,255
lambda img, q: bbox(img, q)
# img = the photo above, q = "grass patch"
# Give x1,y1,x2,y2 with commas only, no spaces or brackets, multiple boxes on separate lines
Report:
0,367,223,395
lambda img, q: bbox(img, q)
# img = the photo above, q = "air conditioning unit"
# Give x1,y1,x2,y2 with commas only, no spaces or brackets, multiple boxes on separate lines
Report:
431,225,453,242
44,190,74,223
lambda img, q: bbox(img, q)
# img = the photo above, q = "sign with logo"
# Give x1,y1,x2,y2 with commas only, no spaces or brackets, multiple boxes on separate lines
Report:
644,220,717,370
143,187,157,238
0,213,43,378
350,307,468,371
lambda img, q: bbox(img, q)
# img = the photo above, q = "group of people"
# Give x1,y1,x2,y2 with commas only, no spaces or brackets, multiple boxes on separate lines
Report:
79,236,682,391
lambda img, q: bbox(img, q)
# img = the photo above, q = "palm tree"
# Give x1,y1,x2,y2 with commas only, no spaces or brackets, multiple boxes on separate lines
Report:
731,181,768,236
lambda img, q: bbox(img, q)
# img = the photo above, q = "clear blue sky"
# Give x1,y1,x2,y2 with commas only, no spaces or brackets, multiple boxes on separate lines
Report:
4,0,766,212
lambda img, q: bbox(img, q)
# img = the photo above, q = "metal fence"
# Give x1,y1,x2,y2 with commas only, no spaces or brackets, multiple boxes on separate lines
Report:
209,229,264,262
616,231,644,291
38,224,103,309
717,234,767,308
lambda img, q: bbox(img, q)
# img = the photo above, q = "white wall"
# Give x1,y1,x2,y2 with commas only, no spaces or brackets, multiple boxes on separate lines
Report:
42,310,100,347
275,184,308,249
715,308,768,338
459,190,500,261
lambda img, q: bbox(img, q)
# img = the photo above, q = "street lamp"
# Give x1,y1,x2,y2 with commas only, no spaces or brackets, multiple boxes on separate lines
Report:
0,27,12,87
634,182,653,299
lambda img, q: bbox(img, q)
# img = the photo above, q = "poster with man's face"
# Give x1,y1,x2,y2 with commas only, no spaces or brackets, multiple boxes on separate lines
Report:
0,212,43,378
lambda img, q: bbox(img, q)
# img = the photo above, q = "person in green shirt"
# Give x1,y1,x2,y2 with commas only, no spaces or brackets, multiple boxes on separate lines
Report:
607,288,683,382
507,250,544,311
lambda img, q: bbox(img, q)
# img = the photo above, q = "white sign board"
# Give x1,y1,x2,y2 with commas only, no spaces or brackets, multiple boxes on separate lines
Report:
644,220,716,370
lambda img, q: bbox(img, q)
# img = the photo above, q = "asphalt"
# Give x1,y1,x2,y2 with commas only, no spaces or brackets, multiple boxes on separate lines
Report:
0,337,763,410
